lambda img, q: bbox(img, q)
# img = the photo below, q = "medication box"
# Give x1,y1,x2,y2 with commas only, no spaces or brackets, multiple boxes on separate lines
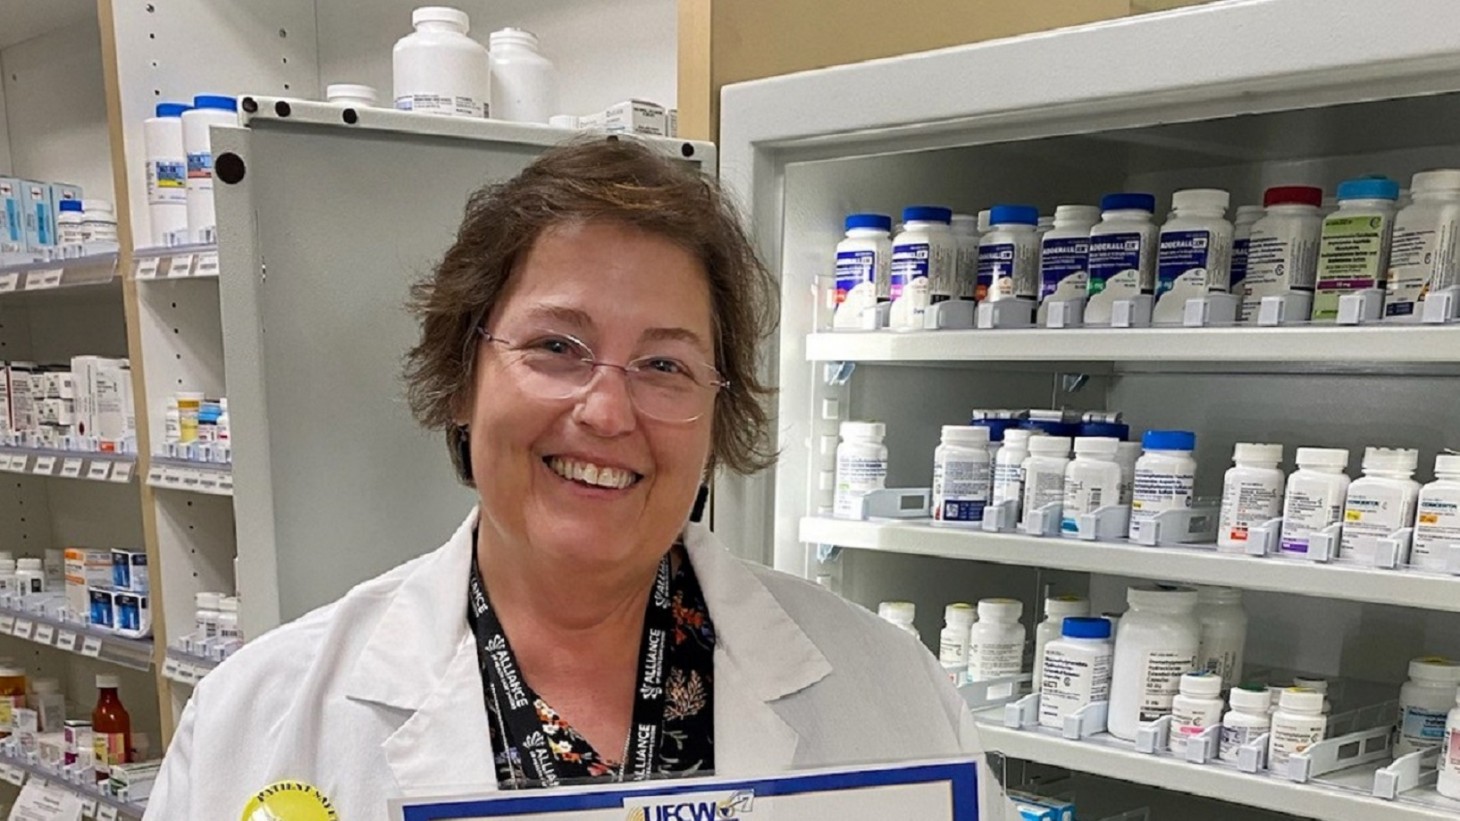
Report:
89,587,115,632
584,100,668,136
65,548,112,622
1009,792,1076,821
0,178,23,254
114,591,151,638
111,548,148,594
110,760,162,802
20,180,54,251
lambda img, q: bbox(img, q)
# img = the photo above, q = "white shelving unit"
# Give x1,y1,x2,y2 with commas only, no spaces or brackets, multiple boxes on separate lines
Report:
720,1,1460,817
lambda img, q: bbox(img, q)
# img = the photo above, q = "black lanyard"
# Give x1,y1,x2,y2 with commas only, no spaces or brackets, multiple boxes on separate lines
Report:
467,548,674,788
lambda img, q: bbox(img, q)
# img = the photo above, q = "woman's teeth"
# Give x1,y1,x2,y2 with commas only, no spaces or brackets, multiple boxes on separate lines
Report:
547,456,638,489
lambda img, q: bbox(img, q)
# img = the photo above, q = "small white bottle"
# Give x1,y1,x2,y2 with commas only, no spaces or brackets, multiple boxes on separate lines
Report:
1038,616,1114,730
890,206,956,330
393,6,490,118
1397,656,1460,756
325,84,379,107
1128,431,1198,540
877,601,919,639
832,422,887,520
1086,193,1159,326
1279,447,1352,556
0,559,16,596
1037,204,1101,320
1021,436,1072,530
216,398,231,444
938,603,976,686
967,598,1026,682
1340,447,1421,562
1220,686,1273,762
1033,595,1091,688
1060,436,1124,536
56,200,85,248
1385,169,1460,320
949,214,980,302
1154,189,1234,324
992,429,1034,523
932,426,992,527
30,678,65,733
218,596,242,641
1313,176,1401,320
142,102,189,247
164,397,182,445
182,95,238,244
1292,676,1334,714
832,214,894,330
1228,204,1264,297
487,28,556,124
1170,670,1226,754
1440,689,1460,799
1269,687,1328,772
1217,442,1286,552
1107,585,1201,741
977,205,1041,302
15,558,44,594
1195,586,1247,687
1414,453,1460,570
80,200,118,244
1241,185,1324,321
195,591,223,640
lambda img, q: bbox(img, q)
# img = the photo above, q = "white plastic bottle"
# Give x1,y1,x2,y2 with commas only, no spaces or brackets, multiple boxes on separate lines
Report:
163,397,182,446
182,95,238,244
1154,189,1233,324
1170,670,1226,754
1440,690,1460,799
878,601,919,639
1269,688,1328,772
992,429,1033,524
142,102,189,247
1060,436,1124,536
949,214,980,302
56,200,84,248
977,205,1040,302
1195,586,1247,687
1279,447,1352,556
1128,431,1198,540
1107,585,1201,741
15,558,44,594
1241,186,1324,321
1021,436,1072,529
0,559,16,596
1386,169,1460,320
1218,442,1285,552
1037,204,1101,321
1033,595,1091,688
217,397,231,445
832,422,887,519
1414,453,1460,570
1220,686,1273,762
938,603,976,686
1313,176,1401,320
195,591,223,639
1038,616,1114,730
325,84,379,107
1292,676,1334,715
1115,441,1142,506
487,28,556,123
1086,193,1160,325
1340,447,1421,562
1229,204,1264,297
967,598,1026,682
890,206,955,330
393,6,490,118
80,200,118,244
932,426,992,527
833,214,894,330
1397,656,1460,756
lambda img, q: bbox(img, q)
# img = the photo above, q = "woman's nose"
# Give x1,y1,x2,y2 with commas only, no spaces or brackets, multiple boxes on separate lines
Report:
571,366,639,435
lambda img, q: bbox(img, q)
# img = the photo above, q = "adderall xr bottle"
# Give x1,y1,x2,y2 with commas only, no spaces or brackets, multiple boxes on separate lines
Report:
1086,193,1158,325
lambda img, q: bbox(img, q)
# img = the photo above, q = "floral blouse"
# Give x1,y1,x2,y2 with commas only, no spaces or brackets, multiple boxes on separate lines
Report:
484,549,717,788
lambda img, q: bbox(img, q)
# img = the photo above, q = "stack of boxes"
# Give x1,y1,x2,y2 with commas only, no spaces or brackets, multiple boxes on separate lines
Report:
11,706,157,800
565,99,677,137
64,547,150,640
0,178,108,264
0,357,136,453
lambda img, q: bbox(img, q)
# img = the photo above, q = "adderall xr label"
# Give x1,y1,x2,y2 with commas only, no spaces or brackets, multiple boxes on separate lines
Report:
890,242,929,300
1039,237,1089,300
835,249,876,303
1088,233,1146,294
1158,230,1225,295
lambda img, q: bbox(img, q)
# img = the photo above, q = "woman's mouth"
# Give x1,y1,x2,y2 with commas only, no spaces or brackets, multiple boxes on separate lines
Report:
544,456,643,490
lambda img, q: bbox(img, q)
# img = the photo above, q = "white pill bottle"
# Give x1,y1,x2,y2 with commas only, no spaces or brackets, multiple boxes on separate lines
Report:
1194,586,1247,687
1241,185,1324,321
488,28,556,124
967,598,1026,682
1313,176,1400,320
1269,687,1328,772
1107,585,1201,741
1154,188,1233,324
832,422,887,519
932,426,992,527
182,95,239,244
949,214,980,301
1128,430,1198,540
393,6,490,118
1339,447,1420,562
142,102,189,247
832,214,894,330
1397,656,1460,756
890,206,955,330
1440,689,1460,799
1386,169,1460,320
1414,453,1460,570
937,603,976,686
978,205,1041,302
1170,670,1225,754
1279,447,1351,556
877,601,918,639
1032,594,1091,687
1217,442,1285,552
1037,204,1100,322
1060,436,1123,536
991,429,1034,522
1038,616,1114,730
1220,686,1272,762
1086,193,1159,326
1229,204,1265,297
1021,435,1072,528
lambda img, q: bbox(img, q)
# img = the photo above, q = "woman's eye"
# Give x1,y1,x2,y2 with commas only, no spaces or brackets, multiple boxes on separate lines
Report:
645,358,688,375
532,337,577,355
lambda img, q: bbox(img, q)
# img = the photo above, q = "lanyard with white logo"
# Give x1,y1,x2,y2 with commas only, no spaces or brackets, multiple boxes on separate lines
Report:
467,550,674,788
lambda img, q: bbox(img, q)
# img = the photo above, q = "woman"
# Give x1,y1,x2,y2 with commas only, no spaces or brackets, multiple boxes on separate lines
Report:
145,138,977,819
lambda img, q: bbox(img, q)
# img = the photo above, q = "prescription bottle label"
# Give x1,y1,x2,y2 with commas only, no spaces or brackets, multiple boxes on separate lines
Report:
835,250,876,304
1314,213,1392,319
147,160,188,204
933,458,991,523
1138,650,1196,722
93,732,126,775
1231,236,1252,289
890,242,929,301
1401,706,1449,746
1385,222,1452,317
1040,237,1089,302
1158,230,1221,296
1088,233,1146,297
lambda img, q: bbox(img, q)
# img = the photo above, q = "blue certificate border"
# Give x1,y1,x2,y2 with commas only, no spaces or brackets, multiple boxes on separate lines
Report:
398,760,978,820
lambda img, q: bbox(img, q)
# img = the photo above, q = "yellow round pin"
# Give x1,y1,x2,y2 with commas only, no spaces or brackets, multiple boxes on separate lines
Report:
240,780,340,821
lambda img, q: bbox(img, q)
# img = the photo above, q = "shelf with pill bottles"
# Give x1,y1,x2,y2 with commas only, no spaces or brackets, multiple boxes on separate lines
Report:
161,589,241,686
0,747,149,820
147,391,232,496
0,446,136,484
0,596,153,671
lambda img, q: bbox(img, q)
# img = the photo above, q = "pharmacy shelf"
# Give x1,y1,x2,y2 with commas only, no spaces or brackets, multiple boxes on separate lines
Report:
145,457,232,497
131,243,219,281
800,517,1460,614
804,326,1460,366
0,447,136,484
0,750,146,819
973,708,1460,821
0,251,121,301
0,606,153,671
160,648,219,688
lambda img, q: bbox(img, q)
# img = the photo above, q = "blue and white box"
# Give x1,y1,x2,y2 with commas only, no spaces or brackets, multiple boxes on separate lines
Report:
111,548,148,594
20,180,54,251
0,178,23,254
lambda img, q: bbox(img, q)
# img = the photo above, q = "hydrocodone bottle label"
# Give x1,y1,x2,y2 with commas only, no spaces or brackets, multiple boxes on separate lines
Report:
147,160,187,205
1219,722,1265,761
933,457,992,524
1039,237,1090,302
1401,705,1450,748
1038,645,1113,727
832,455,887,519
1242,228,1321,320
834,249,877,304
1414,495,1460,567
1128,467,1197,536
1139,650,1197,722
1314,213,1392,320
968,640,1022,680
1339,485,1417,562
1279,485,1345,554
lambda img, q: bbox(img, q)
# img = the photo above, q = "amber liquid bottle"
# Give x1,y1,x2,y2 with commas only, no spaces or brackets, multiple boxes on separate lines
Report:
92,674,131,781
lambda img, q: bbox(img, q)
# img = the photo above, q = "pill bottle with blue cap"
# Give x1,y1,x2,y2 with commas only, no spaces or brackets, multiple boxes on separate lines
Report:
1087,192,1159,325
832,213,893,330
1037,615,1114,730
143,102,190,246
949,214,980,301
1128,430,1198,539
889,206,955,330
977,204,1040,302
182,95,239,244
1313,175,1400,320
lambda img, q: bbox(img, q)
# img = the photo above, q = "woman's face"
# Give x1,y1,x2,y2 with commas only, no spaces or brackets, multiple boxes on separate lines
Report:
468,220,717,574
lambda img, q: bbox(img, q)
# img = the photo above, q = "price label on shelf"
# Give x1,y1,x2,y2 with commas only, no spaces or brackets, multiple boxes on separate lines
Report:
13,620,34,640
55,630,78,652
169,253,196,278
110,461,134,483
0,454,20,473
82,797,98,818
32,456,57,475
146,465,166,486
134,256,161,280
80,636,103,657
194,251,220,277
0,272,19,293
0,762,24,785
33,623,54,645
180,468,202,488
198,471,219,491
0,615,14,635
219,472,235,493
60,458,84,478
86,460,112,480
24,268,63,289
162,468,184,487
98,803,119,821
162,656,183,681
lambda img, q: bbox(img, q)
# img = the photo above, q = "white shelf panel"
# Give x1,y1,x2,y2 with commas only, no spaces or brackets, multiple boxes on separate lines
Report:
0,605,152,671
132,243,219,281
805,327,1460,365
160,648,219,688
0,448,136,484
974,709,1460,821
0,750,146,819
145,458,232,497
0,250,120,295
800,517,1460,613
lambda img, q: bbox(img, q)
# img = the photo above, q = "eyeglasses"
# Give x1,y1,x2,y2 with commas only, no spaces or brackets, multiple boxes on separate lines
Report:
478,328,729,424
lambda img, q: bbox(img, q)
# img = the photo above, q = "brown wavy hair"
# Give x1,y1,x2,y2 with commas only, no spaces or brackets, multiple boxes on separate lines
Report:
405,136,777,483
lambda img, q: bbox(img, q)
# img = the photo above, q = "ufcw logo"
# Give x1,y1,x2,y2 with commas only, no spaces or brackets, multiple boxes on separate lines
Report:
624,789,754,821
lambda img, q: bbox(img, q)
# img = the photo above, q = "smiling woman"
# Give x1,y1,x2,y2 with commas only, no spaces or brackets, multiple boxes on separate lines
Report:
141,138,979,820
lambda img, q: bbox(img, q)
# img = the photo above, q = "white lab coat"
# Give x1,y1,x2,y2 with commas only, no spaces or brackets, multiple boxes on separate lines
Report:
144,510,985,819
